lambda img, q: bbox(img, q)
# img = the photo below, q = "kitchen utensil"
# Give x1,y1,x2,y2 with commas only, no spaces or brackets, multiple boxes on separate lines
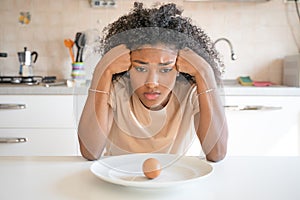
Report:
64,39,75,63
42,76,56,83
78,33,86,62
27,49,38,65
21,47,38,66
74,32,82,62
17,52,25,75
44,81,66,87
17,47,38,76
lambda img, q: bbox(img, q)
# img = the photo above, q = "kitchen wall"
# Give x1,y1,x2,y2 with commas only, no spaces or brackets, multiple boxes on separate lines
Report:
0,0,299,84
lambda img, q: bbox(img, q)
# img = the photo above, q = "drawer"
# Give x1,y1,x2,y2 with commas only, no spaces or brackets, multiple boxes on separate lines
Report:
0,95,75,128
225,96,300,156
0,129,79,156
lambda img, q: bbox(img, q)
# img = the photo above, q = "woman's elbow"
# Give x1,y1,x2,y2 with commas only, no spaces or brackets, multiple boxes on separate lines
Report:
206,148,227,162
80,150,100,161
79,139,101,161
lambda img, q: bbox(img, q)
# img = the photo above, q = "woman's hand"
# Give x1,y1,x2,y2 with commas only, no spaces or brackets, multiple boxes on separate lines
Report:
176,48,214,78
103,44,131,75
90,45,131,88
176,48,217,90
176,47,216,90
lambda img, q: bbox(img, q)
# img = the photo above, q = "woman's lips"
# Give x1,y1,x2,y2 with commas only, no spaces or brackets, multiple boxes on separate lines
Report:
144,92,160,100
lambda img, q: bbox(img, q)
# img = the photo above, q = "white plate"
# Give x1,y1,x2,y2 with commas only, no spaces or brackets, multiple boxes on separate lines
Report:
90,153,213,188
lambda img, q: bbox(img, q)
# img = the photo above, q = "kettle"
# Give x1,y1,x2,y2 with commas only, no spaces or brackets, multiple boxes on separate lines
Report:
17,47,38,76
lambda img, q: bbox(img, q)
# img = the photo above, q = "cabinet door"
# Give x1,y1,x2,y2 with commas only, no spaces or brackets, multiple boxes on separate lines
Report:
225,96,300,156
0,129,78,156
0,95,76,128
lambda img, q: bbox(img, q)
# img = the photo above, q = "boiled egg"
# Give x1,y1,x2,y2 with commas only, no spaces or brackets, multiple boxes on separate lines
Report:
142,158,161,179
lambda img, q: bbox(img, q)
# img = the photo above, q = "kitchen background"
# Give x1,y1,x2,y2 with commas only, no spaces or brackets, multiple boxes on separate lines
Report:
0,0,299,84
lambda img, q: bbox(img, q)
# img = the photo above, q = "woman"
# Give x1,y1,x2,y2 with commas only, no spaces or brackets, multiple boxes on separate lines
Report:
78,2,228,162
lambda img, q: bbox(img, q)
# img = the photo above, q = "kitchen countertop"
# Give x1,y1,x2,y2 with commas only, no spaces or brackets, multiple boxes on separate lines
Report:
0,156,299,200
0,83,88,95
222,85,300,96
0,80,300,96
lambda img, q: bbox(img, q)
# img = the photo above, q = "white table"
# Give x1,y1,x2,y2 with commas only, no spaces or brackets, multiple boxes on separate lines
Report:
0,156,299,200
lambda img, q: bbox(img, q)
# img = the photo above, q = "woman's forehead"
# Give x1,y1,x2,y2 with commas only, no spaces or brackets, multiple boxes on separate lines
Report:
131,45,178,58
133,43,177,52
131,48,177,64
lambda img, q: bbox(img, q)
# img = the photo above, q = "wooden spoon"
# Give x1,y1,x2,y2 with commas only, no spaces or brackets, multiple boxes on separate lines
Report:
64,39,75,63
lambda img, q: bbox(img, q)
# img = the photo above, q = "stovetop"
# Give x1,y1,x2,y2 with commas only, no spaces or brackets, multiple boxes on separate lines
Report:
0,76,56,85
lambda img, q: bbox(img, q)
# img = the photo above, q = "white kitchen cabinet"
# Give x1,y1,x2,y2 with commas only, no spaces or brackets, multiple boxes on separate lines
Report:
73,94,300,157
0,95,75,128
224,95,300,156
0,129,77,156
7,92,296,157
0,95,79,156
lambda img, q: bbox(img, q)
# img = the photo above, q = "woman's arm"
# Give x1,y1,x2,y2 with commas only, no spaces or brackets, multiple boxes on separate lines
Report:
78,45,131,160
176,48,228,162
194,72,228,162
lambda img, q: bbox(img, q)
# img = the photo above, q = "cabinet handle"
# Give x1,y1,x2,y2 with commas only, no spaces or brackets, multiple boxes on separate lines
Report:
0,137,28,143
0,104,26,110
225,105,282,111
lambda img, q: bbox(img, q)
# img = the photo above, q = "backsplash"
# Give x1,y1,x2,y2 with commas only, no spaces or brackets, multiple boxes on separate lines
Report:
0,0,299,84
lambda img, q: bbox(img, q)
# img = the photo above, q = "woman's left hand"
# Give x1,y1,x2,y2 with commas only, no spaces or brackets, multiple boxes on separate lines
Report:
176,48,214,79
176,47,217,90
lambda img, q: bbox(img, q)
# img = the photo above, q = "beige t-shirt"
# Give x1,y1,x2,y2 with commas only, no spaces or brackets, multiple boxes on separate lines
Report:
104,77,199,156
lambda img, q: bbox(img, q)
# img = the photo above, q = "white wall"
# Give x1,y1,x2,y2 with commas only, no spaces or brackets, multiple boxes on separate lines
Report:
0,0,299,84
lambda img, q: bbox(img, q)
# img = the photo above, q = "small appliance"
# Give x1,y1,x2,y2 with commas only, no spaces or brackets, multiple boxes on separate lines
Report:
17,47,38,76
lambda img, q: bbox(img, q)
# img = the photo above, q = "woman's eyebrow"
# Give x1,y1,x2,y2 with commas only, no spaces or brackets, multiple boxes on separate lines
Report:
132,60,174,66
159,61,174,66
132,60,148,65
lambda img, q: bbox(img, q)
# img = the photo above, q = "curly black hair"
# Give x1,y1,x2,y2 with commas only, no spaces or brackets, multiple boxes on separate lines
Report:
99,2,224,84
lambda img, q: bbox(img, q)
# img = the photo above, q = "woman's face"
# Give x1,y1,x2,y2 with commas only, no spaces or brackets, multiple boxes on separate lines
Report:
129,44,178,110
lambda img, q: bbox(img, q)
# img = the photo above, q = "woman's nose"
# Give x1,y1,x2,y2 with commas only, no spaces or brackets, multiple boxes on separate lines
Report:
145,81,159,88
145,71,159,88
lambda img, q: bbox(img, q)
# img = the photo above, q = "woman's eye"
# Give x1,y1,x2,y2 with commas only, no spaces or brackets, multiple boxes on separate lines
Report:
135,66,147,72
160,68,173,73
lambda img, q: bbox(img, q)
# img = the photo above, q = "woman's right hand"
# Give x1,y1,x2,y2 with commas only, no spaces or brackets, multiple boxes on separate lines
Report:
91,45,131,88
102,44,131,75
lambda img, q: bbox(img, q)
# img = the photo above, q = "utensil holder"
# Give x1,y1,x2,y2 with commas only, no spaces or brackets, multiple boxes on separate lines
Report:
71,62,86,86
